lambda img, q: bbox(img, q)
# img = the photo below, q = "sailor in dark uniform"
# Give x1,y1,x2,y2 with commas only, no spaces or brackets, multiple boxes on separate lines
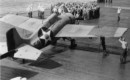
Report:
97,6,100,18
89,7,93,20
100,36,108,57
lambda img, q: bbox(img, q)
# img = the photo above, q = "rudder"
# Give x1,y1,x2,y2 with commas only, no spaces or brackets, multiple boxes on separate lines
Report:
6,28,23,51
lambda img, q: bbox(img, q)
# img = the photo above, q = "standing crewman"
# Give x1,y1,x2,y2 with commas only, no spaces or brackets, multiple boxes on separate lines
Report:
26,4,33,18
109,0,112,3
53,5,58,13
105,0,108,5
119,37,128,64
105,0,108,3
38,4,41,18
38,4,45,19
100,36,108,57
117,7,122,22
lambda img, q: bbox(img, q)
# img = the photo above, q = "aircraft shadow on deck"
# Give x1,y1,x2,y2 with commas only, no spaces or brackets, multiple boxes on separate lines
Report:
28,46,66,69
29,59,62,69
57,42,130,56
15,47,67,69
1,66,38,80
39,46,69,58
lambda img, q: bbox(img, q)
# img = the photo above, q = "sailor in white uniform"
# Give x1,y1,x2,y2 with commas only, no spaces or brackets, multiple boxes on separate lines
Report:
38,4,45,19
117,7,122,22
119,37,128,64
26,4,33,18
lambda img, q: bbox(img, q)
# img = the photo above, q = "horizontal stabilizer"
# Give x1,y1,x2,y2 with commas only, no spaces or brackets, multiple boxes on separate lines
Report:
14,44,42,60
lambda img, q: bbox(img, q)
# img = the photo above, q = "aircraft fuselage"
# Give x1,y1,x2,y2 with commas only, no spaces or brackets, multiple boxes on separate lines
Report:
30,13,75,49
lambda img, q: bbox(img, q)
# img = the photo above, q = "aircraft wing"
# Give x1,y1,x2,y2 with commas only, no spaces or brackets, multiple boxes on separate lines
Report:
0,14,43,33
56,24,96,37
89,26,128,37
56,24,128,38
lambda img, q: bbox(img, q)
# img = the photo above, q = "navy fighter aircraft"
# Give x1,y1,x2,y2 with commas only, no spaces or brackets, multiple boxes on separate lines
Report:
0,13,128,61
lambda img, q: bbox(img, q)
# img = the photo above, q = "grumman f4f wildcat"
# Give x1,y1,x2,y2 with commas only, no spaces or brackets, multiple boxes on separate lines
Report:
0,12,128,63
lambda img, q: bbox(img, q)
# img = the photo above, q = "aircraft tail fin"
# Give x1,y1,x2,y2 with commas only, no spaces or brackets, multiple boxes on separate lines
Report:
6,28,23,51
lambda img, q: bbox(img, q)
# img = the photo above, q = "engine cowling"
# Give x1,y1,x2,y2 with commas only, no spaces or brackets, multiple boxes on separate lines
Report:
31,28,52,49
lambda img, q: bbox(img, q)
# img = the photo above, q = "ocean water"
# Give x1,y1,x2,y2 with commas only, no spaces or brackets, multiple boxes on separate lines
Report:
0,0,96,16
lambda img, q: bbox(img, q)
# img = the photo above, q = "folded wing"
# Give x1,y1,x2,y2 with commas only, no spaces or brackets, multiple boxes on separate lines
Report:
0,14,43,33
105,6,130,10
56,24,96,37
88,26,128,37
56,24,128,38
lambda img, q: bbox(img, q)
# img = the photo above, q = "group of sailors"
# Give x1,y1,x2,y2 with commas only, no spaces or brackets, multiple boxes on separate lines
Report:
52,1,100,20
97,0,112,3
26,4,45,19
26,1,100,20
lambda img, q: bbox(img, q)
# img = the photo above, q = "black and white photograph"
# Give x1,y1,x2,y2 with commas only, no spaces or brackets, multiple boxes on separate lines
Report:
0,0,130,80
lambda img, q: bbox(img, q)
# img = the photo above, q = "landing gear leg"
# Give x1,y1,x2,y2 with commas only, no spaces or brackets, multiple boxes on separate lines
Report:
51,37,59,46
62,37,77,49
20,59,25,64
52,40,57,45
120,55,126,64
69,39,77,49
